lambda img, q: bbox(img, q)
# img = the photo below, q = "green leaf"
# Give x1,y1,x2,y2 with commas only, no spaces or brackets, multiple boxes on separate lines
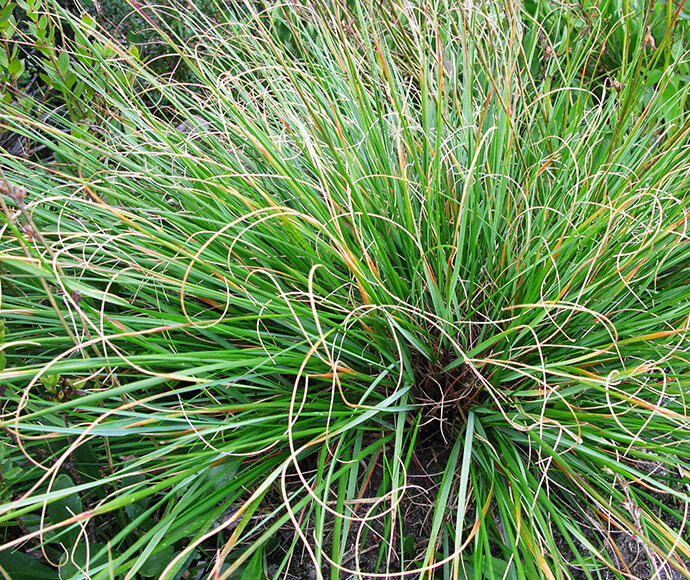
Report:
170,550,198,580
7,57,23,78
47,474,83,547
139,545,175,577
661,78,681,124
222,546,264,580
59,542,106,580
0,550,56,579
56,51,70,78
648,69,663,85
0,12,17,38
64,72,77,91
40,375,60,393
239,548,263,579
203,460,239,494
3,464,21,480
0,5,14,23
486,557,518,580
122,473,148,523
71,441,101,484
402,534,415,557
3,18,16,39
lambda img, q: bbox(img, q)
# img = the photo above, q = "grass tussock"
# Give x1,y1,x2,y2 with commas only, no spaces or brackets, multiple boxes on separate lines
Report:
1,0,690,578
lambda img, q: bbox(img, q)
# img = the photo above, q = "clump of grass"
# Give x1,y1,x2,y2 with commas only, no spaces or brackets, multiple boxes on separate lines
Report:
1,0,690,578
